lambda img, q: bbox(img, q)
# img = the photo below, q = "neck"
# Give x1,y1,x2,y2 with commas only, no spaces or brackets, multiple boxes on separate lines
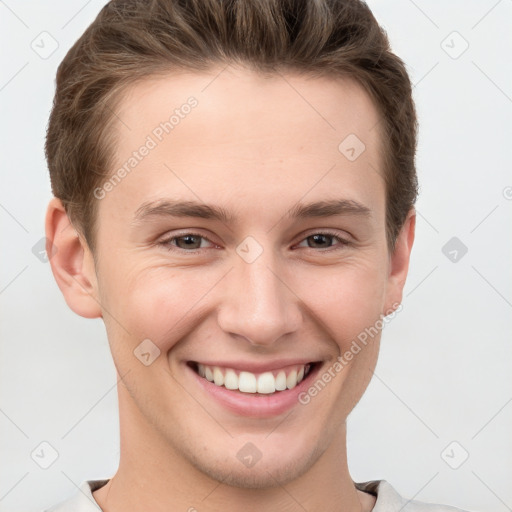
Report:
93,383,372,512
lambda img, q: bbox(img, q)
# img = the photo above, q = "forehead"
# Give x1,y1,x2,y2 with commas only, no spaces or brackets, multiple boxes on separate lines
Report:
115,65,382,147
103,66,385,223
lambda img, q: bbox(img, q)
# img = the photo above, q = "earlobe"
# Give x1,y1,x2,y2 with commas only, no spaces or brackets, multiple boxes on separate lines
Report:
383,209,416,314
45,197,102,319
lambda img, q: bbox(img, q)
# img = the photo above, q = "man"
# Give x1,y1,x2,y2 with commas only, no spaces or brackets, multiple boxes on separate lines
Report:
43,0,471,510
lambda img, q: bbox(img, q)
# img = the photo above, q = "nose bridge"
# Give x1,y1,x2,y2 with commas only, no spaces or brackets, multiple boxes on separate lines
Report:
217,237,302,346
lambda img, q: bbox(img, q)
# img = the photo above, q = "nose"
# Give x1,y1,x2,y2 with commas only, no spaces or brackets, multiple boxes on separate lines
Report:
217,246,302,347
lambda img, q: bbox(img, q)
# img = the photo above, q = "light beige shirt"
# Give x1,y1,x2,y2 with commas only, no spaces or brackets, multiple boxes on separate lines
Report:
44,479,473,511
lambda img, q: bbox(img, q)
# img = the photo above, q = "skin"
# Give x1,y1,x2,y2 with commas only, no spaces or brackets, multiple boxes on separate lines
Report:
46,65,415,512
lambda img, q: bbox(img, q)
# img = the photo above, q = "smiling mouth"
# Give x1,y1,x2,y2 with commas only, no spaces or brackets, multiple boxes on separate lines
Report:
187,361,319,395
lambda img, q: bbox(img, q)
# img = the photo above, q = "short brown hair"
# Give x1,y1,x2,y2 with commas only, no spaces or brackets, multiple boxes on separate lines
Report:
45,0,418,252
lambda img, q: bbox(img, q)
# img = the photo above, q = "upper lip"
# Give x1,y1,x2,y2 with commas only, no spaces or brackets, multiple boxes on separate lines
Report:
189,359,320,373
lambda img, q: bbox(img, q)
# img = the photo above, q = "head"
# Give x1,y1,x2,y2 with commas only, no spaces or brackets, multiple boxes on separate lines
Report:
45,0,417,489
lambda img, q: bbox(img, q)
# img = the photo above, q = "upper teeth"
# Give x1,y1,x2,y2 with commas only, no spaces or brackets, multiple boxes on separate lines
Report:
197,364,311,394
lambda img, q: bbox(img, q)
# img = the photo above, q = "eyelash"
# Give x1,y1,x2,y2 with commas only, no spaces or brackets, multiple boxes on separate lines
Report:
158,230,351,254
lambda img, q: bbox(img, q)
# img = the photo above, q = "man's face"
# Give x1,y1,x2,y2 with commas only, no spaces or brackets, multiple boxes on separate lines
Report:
90,66,406,487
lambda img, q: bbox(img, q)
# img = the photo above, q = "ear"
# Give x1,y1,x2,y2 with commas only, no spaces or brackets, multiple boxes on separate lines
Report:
383,208,416,314
45,197,102,319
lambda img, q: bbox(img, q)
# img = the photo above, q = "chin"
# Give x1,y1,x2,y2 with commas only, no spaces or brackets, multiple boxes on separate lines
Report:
182,435,327,490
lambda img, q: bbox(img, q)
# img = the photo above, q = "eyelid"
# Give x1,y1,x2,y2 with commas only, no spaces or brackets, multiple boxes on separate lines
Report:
294,229,351,249
158,230,218,250
158,228,351,253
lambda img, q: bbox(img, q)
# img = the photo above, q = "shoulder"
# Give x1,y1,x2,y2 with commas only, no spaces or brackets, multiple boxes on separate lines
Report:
43,479,109,512
355,480,475,512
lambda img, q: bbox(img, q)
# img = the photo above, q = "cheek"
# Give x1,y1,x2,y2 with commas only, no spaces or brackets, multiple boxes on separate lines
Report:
98,246,388,359
301,267,384,420
303,259,388,346
100,264,221,353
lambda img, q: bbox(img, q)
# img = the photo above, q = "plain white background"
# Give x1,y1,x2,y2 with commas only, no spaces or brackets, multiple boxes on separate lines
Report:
1,1,511,511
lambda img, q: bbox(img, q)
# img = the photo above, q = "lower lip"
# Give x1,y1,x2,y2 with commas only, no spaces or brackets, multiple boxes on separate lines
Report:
186,363,322,418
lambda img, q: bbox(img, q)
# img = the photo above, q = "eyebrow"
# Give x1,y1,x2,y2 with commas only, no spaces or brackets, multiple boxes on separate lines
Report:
133,198,371,224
